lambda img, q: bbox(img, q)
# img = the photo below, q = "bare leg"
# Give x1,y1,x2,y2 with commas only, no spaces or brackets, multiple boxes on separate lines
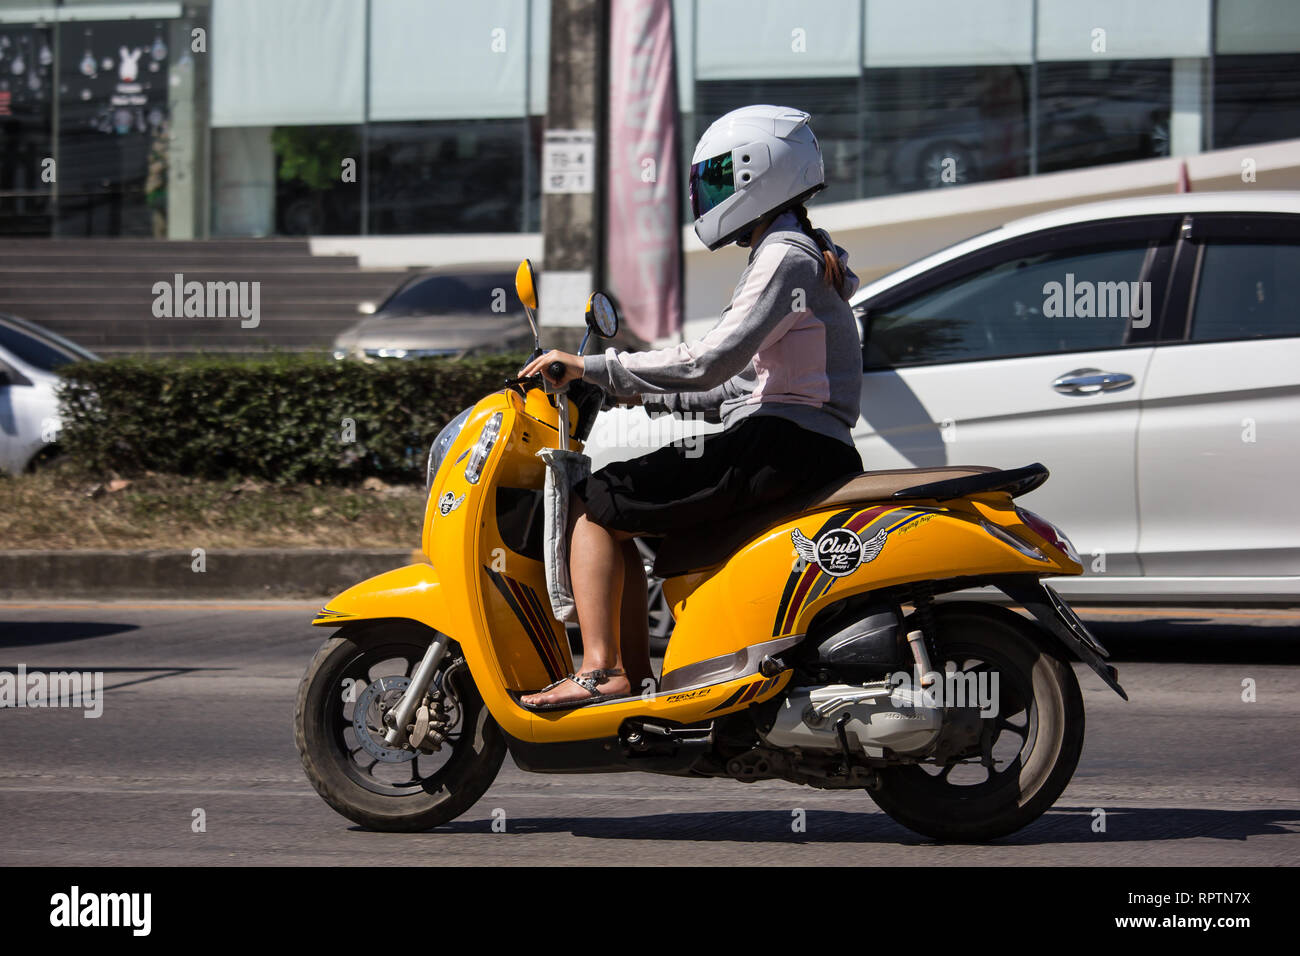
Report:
520,499,632,707
619,539,653,694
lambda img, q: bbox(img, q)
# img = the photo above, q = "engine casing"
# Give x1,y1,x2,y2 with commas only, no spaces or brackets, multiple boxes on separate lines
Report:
761,682,942,757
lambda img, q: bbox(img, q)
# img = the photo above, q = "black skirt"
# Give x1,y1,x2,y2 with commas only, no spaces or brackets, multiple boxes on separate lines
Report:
576,415,862,536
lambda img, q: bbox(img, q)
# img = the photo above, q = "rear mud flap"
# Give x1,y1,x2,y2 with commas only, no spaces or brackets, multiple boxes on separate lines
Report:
993,576,1128,700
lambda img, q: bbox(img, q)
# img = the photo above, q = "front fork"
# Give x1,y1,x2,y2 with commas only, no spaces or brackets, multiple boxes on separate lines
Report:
382,632,452,748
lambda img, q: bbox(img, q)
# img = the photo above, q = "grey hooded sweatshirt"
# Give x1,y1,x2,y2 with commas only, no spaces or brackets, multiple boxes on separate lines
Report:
581,209,863,447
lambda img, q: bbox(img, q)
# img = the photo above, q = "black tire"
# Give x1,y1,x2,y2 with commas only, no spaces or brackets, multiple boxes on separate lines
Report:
294,620,505,832
867,604,1085,842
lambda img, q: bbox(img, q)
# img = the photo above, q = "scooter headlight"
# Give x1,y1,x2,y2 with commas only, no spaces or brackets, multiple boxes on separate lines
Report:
464,412,503,485
426,407,473,492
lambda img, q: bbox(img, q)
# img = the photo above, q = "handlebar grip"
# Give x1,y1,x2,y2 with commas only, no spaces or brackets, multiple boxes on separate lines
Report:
547,361,566,381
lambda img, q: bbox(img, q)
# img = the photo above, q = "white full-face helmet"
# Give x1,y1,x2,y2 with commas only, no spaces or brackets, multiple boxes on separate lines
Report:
689,104,826,251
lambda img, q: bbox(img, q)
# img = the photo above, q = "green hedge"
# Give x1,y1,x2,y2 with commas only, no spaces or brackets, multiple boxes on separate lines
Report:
57,353,527,484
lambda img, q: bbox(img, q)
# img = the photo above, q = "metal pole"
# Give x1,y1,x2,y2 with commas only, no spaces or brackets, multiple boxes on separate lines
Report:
1028,0,1039,177
593,0,609,294
856,0,865,199
1205,0,1216,150
50,1,61,235
360,0,370,236
522,0,532,232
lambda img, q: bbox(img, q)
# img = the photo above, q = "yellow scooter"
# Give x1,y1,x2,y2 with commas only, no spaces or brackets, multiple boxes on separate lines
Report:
295,260,1125,842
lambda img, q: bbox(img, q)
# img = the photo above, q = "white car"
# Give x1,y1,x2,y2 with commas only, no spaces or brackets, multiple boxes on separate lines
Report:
587,192,1300,604
0,314,99,474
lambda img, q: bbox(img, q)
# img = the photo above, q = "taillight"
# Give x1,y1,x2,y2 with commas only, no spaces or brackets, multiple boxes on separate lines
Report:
1017,508,1080,563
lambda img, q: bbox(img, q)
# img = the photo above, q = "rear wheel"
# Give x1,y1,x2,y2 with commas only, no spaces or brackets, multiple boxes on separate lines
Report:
294,620,505,831
868,604,1084,842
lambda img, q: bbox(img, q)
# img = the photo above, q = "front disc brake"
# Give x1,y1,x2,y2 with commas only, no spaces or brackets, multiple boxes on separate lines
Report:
353,675,416,763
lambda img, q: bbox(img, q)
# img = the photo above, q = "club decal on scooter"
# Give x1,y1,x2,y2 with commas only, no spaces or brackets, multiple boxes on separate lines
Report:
438,491,465,516
792,525,887,577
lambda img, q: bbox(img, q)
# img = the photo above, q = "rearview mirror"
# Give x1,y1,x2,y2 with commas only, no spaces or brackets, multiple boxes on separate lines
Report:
585,292,619,339
515,258,541,351
515,259,538,311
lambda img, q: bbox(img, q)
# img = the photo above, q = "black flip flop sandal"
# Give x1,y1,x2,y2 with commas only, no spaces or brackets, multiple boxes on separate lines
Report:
518,668,629,712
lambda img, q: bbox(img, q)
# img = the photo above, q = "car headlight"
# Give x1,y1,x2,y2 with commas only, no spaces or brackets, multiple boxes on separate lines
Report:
464,412,503,485
426,407,473,491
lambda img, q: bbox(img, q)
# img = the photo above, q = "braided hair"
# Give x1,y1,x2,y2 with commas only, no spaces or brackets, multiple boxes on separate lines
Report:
791,203,848,300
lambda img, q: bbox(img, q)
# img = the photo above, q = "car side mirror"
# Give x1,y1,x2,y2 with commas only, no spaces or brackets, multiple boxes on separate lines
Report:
0,359,31,387
357,301,377,315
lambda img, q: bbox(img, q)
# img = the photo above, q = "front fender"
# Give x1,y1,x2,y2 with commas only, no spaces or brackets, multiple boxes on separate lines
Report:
313,563,451,634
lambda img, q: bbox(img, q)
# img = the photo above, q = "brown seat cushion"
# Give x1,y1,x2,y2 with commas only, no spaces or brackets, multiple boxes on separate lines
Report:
651,464,1003,579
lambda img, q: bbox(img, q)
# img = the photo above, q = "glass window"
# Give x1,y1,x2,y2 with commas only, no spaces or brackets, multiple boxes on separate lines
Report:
1036,59,1172,173
1213,54,1300,148
866,242,1153,368
1191,241,1300,342
366,119,526,234
55,18,172,237
0,24,55,235
271,124,363,235
863,64,1030,193
380,273,521,317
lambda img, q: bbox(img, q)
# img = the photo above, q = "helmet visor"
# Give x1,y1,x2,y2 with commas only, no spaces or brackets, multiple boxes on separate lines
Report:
689,153,735,219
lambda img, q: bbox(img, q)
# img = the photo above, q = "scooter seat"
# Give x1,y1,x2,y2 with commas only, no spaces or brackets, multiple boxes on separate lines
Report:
652,464,1041,578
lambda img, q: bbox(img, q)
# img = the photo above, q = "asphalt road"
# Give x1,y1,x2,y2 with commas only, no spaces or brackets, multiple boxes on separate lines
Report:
0,602,1297,866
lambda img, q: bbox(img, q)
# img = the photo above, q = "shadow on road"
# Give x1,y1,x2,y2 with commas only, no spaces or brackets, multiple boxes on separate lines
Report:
0,620,140,647
419,804,1300,845
1087,619,1300,664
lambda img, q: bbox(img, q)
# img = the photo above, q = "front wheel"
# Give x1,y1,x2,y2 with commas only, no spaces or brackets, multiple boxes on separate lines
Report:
868,604,1085,842
294,620,505,831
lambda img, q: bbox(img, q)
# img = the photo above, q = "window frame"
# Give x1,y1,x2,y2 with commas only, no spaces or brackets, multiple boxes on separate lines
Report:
1171,213,1300,345
858,215,1182,372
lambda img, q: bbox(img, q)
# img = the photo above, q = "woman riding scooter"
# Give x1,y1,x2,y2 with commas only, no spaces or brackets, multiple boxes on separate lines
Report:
519,105,865,711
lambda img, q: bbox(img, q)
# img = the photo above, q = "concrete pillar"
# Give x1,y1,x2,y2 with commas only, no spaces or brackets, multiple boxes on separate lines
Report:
540,0,604,348
1170,57,1205,157
166,16,205,239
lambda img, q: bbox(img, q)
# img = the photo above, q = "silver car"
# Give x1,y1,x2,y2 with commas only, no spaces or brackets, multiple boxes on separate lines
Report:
333,269,535,362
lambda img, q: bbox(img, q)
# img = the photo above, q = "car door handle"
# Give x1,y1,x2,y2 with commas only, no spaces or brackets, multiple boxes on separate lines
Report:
1051,368,1135,396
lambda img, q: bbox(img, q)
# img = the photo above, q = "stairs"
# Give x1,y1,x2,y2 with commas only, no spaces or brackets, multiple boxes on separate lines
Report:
0,238,414,355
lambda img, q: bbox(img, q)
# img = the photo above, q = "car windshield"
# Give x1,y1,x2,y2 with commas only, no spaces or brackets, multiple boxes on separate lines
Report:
379,273,521,317
0,318,97,372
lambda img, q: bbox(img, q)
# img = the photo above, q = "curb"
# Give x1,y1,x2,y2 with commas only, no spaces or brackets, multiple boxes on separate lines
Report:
0,549,422,600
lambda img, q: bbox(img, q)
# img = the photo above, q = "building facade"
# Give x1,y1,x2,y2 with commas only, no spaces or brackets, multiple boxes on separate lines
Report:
0,0,1297,240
